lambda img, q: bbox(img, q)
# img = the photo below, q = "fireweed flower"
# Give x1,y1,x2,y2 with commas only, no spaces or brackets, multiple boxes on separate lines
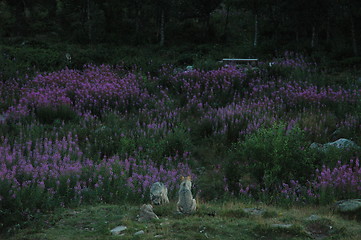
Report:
1,55,360,207
0,134,195,205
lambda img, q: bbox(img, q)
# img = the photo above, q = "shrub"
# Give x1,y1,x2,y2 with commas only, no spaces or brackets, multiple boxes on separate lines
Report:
138,126,193,164
161,126,192,157
190,118,214,141
35,105,78,124
226,123,315,192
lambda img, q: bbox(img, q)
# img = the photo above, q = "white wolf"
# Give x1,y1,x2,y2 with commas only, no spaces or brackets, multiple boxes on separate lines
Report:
150,182,169,205
177,176,196,214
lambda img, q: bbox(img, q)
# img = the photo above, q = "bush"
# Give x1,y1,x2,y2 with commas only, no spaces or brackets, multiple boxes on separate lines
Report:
35,105,78,124
226,123,315,192
139,126,193,164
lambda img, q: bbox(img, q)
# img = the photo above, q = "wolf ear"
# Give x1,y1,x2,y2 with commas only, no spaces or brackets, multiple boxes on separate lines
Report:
186,176,192,181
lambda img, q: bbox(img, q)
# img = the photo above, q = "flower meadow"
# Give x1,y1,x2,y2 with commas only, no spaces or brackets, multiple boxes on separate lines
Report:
0,53,361,230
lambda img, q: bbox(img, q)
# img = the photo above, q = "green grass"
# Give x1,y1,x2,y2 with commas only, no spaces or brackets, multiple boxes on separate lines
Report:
3,201,361,240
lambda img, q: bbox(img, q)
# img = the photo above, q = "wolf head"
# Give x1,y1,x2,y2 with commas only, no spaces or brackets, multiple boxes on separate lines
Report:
180,176,192,189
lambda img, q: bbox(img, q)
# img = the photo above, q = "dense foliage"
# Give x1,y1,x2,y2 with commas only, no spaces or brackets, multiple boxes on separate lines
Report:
0,53,360,232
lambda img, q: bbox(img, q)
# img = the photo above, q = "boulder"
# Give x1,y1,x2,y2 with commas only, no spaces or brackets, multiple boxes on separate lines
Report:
335,199,361,213
270,224,293,229
310,138,360,152
110,225,127,235
134,230,145,236
138,204,159,222
243,208,265,216
324,138,359,149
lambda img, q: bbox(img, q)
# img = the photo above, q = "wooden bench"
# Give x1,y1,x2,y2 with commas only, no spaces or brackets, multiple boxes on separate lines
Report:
222,58,258,65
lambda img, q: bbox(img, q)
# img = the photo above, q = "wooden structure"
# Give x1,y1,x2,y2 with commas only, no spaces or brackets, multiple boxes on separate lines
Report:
222,58,258,65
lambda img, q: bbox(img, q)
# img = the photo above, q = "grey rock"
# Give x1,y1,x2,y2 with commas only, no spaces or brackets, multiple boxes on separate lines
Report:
243,208,265,216
138,204,159,222
160,221,170,226
310,142,323,149
186,66,193,71
271,224,293,229
0,115,6,123
310,138,360,152
305,214,321,221
324,138,359,149
110,225,127,235
335,199,361,213
134,230,145,235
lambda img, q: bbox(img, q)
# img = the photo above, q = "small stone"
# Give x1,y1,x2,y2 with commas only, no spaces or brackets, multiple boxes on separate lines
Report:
154,235,163,238
306,215,321,221
186,66,193,71
243,208,265,216
160,221,170,226
271,224,293,229
134,230,145,235
110,226,127,235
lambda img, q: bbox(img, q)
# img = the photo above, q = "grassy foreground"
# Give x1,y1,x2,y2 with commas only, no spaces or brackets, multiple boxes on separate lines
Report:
3,201,361,240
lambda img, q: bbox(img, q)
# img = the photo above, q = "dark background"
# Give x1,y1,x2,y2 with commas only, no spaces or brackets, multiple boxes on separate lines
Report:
0,0,360,73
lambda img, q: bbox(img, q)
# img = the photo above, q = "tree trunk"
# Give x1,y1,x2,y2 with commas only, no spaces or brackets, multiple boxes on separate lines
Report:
49,0,57,26
87,0,92,44
223,4,230,41
14,1,26,36
22,0,30,18
311,26,316,48
160,9,165,46
135,9,140,33
253,14,258,47
206,13,211,40
326,16,330,43
351,16,358,56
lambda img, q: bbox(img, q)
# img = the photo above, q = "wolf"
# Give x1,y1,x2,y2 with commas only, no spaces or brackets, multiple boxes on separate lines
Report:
150,182,169,205
177,176,196,214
